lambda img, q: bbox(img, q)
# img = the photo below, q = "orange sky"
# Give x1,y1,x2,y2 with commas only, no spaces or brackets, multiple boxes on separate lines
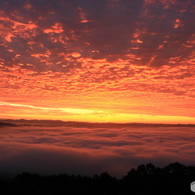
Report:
0,0,195,124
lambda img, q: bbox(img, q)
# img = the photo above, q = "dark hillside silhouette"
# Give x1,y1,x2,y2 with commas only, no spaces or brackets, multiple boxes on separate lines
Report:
1,119,195,128
0,122,17,127
1,162,195,195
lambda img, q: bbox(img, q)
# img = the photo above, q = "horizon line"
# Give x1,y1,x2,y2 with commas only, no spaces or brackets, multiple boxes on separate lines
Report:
1,118,195,126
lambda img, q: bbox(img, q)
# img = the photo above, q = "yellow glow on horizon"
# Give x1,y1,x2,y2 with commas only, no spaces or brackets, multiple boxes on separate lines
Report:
0,101,195,124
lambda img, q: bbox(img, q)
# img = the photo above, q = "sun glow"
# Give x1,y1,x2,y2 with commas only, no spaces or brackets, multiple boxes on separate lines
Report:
0,101,194,124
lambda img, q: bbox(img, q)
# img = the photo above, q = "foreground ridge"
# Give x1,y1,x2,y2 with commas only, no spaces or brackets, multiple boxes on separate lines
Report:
1,162,195,195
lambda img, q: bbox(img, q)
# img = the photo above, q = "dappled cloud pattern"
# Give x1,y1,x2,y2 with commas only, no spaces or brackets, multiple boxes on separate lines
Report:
0,0,195,123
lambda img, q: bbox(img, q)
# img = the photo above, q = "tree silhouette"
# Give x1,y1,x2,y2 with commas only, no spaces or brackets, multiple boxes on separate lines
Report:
1,162,195,195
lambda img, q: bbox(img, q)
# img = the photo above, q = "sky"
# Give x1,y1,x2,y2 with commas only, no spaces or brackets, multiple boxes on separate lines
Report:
0,0,195,123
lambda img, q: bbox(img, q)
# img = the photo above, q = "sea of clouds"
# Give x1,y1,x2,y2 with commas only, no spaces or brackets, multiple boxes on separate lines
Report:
1,125,195,178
